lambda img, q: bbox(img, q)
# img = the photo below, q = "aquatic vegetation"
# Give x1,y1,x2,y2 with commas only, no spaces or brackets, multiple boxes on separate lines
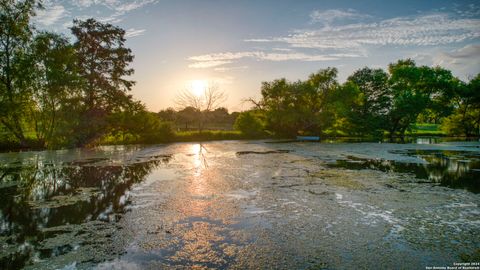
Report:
0,140,479,269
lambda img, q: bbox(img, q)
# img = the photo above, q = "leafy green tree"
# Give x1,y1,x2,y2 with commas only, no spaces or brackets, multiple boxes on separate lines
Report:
234,110,265,137
70,18,135,146
259,68,338,136
29,32,79,147
441,74,480,136
345,67,391,136
323,81,361,136
109,101,174,143
386,59,459,139
0,0,36,146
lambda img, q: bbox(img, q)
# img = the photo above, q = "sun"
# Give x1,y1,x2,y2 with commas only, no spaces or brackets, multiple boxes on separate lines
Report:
190,80,207,97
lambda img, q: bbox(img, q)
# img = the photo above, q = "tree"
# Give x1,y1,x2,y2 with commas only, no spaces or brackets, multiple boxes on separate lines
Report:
29,32,79,147
441,74,480,136
386,59,458,139
234,110,265,137
158,107,177,122
175,82,227,131
0,0,36,146
259,68,338,136
345,67,391,136
110,101,174,143
176,106,199,130
70,18,135,146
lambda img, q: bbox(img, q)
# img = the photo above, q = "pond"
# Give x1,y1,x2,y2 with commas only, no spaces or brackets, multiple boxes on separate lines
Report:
0,139,479,269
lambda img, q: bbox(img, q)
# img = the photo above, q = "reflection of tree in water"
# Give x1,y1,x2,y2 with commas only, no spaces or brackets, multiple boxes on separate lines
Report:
330,150,480,193
0,156,170,269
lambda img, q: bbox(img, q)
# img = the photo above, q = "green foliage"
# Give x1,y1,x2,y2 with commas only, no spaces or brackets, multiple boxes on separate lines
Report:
106,102,175,144
234,111,265,137
254,60,475,140
344,67,390,137
174,130,244,142
70,18,135,146
0,3,478,151
29,32,79,147
260,68,338,137
441,74,480,136
385,59,460,138
0,0,36,146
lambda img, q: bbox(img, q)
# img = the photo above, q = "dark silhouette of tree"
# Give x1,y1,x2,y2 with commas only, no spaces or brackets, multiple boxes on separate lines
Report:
158,107,177,122
70,18,135,146
177,106,199,130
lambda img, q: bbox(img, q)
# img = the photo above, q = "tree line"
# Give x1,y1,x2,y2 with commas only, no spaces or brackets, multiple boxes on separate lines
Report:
2,0,479,151
235,60,480,139
0,0,163,149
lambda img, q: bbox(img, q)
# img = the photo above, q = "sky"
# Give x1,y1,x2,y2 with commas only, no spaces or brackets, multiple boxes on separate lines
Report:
34,0,480,112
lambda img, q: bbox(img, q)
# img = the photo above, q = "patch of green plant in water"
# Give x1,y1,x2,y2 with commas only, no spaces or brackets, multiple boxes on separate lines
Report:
310,170,366,190
23,221,126,270
28,187,101,209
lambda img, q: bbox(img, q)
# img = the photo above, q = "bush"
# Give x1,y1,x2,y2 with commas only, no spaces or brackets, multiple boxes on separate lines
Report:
141,121,175,143
234,111,265,137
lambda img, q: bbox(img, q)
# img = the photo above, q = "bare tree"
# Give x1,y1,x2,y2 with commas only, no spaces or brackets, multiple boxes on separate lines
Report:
175,82,227,112
174,82,227,131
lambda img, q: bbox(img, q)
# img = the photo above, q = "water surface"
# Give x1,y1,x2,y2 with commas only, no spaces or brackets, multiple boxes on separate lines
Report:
1,140,479,269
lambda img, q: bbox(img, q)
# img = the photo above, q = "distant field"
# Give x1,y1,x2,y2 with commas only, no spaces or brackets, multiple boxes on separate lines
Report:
408,123,446,135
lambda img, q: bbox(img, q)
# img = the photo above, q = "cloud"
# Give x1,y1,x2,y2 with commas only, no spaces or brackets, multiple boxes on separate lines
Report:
125,28,146,38
39,0,158,26
310,9,370,25
436,44,480,60
433,44,480,78
34,4,68,26
188,6,479,76
246,13,480,49
214,66,249,72
188,60,233,68
411,45,480,80
71,0,94,8
188,51,363,69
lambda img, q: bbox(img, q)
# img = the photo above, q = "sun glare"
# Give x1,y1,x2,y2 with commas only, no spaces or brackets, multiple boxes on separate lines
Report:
190,80,207,97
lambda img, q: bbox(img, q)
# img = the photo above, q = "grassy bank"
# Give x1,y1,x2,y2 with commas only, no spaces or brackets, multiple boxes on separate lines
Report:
406,123,447,136
0,124,466,152
174,130,247,142
101,130,271,146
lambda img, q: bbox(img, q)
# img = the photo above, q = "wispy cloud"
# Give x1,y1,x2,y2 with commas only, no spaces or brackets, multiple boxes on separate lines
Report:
436,44,480,61
125,28,146,38
247,13,480,49
214,66,249,72
36,0,157,27
34,3,68,26
188,60,233,68
310,9,370,25
411,44,480,80
188,51,362,69
433,44,480,71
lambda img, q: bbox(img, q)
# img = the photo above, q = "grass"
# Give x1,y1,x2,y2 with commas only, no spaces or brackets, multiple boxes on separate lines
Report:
407,123,446,136
174,130,245,142
100,130,268,146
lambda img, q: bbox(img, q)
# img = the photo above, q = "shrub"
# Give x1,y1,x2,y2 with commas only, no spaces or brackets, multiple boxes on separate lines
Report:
234,111,265,137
